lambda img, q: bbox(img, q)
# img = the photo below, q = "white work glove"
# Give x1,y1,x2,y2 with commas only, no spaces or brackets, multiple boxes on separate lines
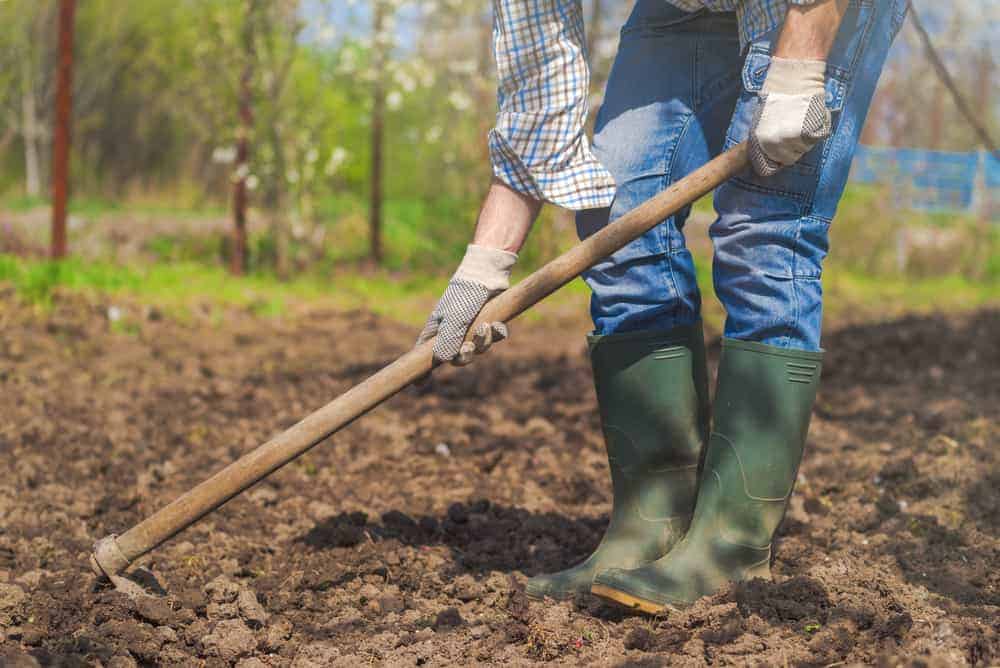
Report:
416,244,517,366
749,57,832,177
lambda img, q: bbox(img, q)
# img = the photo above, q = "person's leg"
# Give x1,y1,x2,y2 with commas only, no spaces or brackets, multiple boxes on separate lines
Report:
577,1,742,335
526,0,743,600
591,0,909,612
711,0,910,350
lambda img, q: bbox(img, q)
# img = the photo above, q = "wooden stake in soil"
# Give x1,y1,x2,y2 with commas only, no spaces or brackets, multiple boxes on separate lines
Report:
90,142,750,581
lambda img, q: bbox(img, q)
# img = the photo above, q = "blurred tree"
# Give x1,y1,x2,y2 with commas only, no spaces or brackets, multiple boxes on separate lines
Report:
51,0,76,259
231,0,259,275
369,0,389,265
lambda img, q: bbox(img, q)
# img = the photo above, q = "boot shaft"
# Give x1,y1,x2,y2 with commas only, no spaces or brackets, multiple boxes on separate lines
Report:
588,322,710,474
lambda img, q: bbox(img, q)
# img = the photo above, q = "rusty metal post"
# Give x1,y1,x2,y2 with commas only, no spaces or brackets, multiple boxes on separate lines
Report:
51,0,76,259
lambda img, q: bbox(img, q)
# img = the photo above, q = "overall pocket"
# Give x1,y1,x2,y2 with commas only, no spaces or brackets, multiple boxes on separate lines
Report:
725,0,876,176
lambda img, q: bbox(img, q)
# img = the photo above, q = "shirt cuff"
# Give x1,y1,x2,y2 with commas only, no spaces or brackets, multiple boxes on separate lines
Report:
488,111,616,211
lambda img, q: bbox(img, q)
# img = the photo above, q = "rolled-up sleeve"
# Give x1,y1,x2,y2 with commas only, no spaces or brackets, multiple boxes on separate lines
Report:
489,0,616,211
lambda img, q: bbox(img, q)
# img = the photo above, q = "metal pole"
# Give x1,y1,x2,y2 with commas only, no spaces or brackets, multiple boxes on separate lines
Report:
51,0,76,259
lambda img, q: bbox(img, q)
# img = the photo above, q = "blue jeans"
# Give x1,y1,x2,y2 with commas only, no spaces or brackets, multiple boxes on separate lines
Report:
577,0,907,350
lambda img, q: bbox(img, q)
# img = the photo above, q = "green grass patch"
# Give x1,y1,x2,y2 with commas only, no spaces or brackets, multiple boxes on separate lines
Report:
0,253,444,324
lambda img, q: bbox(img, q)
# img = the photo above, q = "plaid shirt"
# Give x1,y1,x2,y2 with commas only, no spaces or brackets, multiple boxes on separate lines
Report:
489,0,819,210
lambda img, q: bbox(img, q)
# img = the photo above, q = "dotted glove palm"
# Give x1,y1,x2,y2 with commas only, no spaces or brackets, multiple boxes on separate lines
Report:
416,244,517,366
749,57,832,177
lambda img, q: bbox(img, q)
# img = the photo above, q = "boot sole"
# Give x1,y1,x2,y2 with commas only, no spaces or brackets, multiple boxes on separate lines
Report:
590,584,676,615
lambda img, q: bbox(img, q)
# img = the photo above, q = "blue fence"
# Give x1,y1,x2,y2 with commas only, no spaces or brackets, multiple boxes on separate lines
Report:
850,145,997,217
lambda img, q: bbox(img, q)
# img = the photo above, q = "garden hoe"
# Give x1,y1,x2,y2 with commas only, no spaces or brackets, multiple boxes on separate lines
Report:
90,142,750,598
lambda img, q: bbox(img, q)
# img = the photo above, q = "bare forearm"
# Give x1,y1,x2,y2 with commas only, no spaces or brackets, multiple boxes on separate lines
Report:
471,178,543,254
774,0,849,60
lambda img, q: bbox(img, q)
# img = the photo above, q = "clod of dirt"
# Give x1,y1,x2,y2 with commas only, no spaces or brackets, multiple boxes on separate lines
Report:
450,575,484,602
204,575,241,604
695,603,746,645
134,595,176,626
237,589,268,628
623,627,653,651
434,607,463,630
201,618,258,661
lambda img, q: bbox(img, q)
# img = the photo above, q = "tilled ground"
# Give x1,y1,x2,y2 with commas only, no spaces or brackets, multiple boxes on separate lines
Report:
0,290,997,667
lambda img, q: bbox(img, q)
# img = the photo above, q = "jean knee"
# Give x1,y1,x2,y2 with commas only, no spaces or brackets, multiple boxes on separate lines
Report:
711,209,829,349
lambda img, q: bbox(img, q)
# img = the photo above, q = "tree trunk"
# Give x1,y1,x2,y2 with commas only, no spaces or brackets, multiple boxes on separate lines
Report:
369,0,386,265
21,59,41,199
50,0,76,259
231,0,257,275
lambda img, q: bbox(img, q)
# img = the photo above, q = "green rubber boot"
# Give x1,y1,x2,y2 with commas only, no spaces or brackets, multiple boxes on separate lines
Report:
591,339,823,613
525,323,710,600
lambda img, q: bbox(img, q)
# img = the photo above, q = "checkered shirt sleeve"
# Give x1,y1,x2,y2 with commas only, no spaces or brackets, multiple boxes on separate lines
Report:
489,0,616,211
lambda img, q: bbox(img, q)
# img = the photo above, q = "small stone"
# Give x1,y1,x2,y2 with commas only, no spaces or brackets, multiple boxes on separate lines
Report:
434,607,463,630
470,624,489,638
201,619,257,661
106,656,138,668
292,641,341,667
434,443,451,457
237,589,268,628
414,627,434,641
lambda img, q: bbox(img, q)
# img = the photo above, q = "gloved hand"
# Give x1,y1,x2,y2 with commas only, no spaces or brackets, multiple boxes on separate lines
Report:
749,57,832,177
416,244,517,366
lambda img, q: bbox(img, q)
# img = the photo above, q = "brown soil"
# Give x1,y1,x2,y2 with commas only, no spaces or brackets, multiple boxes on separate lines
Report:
0,290,997,667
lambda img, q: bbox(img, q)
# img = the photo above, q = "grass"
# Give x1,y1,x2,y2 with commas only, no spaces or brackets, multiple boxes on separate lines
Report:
0,254,444,324
2,182,996,330
0,251,996,339
0,192,225,219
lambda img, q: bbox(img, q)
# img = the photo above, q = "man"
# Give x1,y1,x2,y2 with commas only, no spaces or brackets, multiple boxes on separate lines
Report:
417,0,907,613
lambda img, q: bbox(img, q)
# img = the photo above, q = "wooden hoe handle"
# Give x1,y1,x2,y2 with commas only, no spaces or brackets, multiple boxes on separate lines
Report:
91,142,750,578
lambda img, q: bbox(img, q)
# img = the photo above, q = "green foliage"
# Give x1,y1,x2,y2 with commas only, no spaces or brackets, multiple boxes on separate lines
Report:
830,184,1000,281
